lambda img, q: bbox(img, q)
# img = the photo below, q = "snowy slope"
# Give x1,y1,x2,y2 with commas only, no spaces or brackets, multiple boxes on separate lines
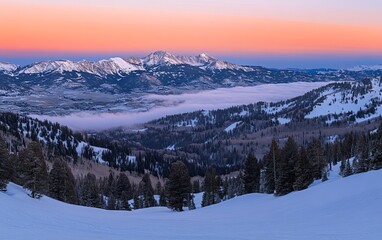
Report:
0,62,18,72
2,169,382,240
224,121,242,132
19,58,144,75
305,78,382,121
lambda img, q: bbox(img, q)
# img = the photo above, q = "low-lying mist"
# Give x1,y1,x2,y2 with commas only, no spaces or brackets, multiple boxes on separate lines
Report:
32,82,329,131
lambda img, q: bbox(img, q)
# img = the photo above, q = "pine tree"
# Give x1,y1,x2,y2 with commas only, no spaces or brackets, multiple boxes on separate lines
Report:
354,134,369,173
371,126,382,170
138,174,155,208
155,181,162,195
116,173,132,200
293,147,313,191
243,153,260,194
192,180,200,193
18,142,48,198
275,137,297,196
188,194,196,210
307,139,326,180
133,192,140,210
159,188,167,206
48,158,77,204
263,139,280,194
78,173,101,207
201,167,221,207
342,159,353,177
0,136,10,191
167,161,192,211
107,193,116,210
106,171,116,197
120,191,131,211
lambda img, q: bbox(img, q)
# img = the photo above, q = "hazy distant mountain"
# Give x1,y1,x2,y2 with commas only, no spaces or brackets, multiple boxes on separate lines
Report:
1,51,381,95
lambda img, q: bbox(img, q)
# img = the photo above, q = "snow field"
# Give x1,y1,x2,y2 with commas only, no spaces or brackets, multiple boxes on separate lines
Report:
1,167,382,240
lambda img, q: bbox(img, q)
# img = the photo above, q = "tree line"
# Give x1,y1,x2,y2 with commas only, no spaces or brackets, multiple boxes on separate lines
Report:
2,123,382,211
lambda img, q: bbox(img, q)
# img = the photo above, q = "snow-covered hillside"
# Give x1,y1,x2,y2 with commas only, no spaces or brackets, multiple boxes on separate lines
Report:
0,62,18,72
2,169,381,240
305,78,382,121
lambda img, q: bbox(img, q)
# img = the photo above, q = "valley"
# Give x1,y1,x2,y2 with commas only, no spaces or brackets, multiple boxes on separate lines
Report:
1,51,381,118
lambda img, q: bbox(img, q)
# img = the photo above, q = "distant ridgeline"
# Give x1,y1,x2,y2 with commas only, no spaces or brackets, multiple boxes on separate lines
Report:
1,51,382,94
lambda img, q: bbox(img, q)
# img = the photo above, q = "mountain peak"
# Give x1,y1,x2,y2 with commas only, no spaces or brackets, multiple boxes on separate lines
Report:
0,62,18,72
142,50,182,66
197,53,215,63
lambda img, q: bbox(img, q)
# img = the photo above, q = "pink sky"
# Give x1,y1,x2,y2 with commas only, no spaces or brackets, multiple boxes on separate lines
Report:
1,0,381,67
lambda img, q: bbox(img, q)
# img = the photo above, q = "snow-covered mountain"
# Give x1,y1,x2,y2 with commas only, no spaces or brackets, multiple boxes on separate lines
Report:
347,64,382,71
0,62,18,72
13,51,250,76
141,50,185,66
2,168,381,240
19,58,144,75
0,51,381,95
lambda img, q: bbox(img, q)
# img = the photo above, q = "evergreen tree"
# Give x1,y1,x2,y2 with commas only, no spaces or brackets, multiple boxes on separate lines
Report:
307,139,326,180
192,180,200,193
107,193,116,210
116,173,132,200
275,137,297,196
106,171,116,197
243,153,260,194
188,194,196,210
342,159,353,177
78,173,101,207
138,174,155,208
371,126,382,170
354,134,369,173
167,161,192,211
48,158,77,204
18,142,48,198
159,188,167,206
263,140,280,194
154,181,162,195
293,147,313,191
119,191,131,211
0,136,10,191
133,192,140,210
201,167,221,207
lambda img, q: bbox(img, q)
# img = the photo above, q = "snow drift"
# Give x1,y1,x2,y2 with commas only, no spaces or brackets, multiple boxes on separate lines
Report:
1,169,382,240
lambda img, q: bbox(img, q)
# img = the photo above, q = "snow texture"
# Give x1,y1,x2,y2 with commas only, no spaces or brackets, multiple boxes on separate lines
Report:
0,62,18,72
224,121,242,132
2,167,382,239
305,79,382,122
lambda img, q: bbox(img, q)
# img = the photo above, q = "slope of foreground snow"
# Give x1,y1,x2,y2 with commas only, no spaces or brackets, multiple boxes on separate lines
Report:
1,170,382,240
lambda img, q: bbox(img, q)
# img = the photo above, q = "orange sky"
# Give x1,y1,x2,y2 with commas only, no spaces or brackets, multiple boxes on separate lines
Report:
1,1,382,55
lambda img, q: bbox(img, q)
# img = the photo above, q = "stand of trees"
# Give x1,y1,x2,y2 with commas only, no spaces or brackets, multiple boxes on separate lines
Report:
2,122,382,212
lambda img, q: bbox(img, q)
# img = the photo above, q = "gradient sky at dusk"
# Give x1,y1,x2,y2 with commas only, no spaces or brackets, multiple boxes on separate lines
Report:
1,0,382,68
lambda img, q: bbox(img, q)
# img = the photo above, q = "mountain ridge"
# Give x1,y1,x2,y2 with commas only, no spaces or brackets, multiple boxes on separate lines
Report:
1,51,251,76
1,51,381,76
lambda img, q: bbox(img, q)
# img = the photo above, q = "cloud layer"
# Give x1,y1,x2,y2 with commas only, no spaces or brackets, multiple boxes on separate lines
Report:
32,82,329,131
